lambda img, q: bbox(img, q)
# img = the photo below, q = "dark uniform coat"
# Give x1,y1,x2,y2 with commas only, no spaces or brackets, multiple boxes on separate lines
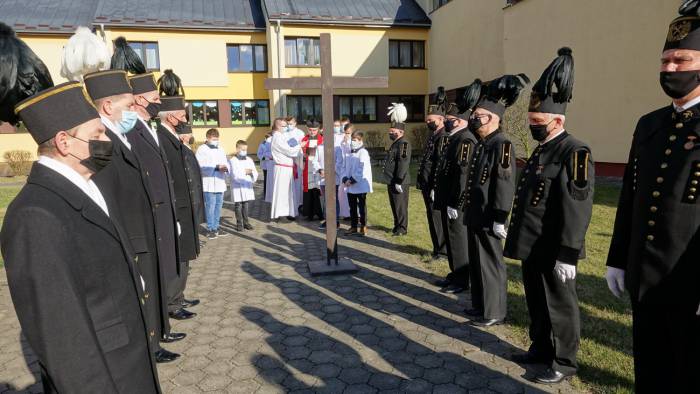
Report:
417,128,448,256
437,127,477,282
382,136,412,233
126,120,180,311
504,131,594,375
94,128,170,349
157,124,199,261
183,146,205,226
464,129,516,320
0,163,160,394
607,105,700,393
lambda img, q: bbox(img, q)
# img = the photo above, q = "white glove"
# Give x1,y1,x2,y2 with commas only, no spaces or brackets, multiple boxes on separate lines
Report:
605,267,626,298
430,189,435,202
177,221,182,236
395,184,403,193
696,303,700,316
553,261,576,283
492,223,507,240
447,207,458,220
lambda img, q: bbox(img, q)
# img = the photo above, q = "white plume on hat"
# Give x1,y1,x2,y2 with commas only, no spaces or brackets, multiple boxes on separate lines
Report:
387,102,407,124
60,27,111,82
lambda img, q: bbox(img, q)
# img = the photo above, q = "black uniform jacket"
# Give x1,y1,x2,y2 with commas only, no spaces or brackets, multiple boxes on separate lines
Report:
182,146,205,226
127,120,180,280
464,129,517,228
157,125,199,261
440,127,478,213
94,128,170,337
417,128,446,191
382,136,412,186
0,163,160,394
607,105,700,300
505,131,594,265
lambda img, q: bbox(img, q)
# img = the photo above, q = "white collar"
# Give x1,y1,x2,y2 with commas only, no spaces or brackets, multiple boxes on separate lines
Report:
37,155,109,216
100,116,131,150
449,124,468,136
541,128,566,145
673,94,700,112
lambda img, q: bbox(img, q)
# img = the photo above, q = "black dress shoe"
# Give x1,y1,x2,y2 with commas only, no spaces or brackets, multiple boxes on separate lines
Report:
182,298,200,308
169,308,197,320
155,348,180,363
470,318,504,327
244,223,254,230
161,332,187,343
392,229,407,236
510,352,549,365
441,284,467,294
463,308,484,317
534,368,573,384
434,278,452,287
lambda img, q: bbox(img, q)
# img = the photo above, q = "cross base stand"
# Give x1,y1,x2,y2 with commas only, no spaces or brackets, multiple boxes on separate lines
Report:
307,257,359,277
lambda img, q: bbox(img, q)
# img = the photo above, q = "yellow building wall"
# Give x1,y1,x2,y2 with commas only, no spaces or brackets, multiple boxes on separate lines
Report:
104,28,272,155
428,0,505,93
267,24,429,117
503,0,676,163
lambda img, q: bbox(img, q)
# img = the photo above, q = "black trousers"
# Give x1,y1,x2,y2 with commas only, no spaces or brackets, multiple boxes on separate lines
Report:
468,227,507,320
168,260,189,313
422,189,446,256
441,209,470,286
522,254,580,375
387,184,409,233
262,169,267,198
347,192,367,228
234,201,250,225
629,253,700,393
303,189,324,220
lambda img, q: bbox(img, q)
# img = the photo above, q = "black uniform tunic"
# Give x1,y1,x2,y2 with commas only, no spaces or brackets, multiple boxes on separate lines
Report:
417,128,447,256
504,131,594,375
607,105,700,393
0,164,160,394
94,128,169,351
437,127,477,285
157,125,200,308
182,146,206,229
382,136,412,233
127,120,179,320
464,129,516,320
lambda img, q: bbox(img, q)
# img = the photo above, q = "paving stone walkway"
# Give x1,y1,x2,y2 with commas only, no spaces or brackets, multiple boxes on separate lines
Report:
0,186,577,393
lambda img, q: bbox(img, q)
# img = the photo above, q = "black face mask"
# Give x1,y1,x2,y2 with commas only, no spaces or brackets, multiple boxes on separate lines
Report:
174,121,189,134
144,101,161,119
444,119,457,132
427,121,439,132
660,70,700,99
389,134,398,141
468,117,484,132
71,135,113,173
529,120,554,142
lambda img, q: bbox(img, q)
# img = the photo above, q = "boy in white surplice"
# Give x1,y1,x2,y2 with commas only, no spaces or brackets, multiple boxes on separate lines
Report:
229,140,258,231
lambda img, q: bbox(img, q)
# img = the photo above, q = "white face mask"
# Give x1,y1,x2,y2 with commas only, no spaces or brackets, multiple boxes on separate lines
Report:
238,150,247,157
351,140,362,150
208,140,220,147
334,126,342,134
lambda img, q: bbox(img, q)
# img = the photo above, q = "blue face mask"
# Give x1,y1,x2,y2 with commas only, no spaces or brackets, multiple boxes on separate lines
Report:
114,110,138,134
334,126,342,134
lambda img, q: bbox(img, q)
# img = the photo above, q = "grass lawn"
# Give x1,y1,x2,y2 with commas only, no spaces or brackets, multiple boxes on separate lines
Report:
366,174,633,394
0,184,22,268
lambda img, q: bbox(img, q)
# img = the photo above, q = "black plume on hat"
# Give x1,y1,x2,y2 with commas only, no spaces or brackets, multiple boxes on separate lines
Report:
446,79,483,121
428,86,447,116
158,69,185,97
477,74,530,117
110,37,146,74
680,0,700,15
529,47,574,115
0,23,54,125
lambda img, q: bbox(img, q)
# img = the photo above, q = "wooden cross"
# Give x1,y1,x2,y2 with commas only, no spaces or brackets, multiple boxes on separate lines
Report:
265,33,389,265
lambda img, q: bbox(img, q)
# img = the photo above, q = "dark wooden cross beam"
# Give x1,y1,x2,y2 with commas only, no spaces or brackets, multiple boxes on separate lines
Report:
265,33,388,266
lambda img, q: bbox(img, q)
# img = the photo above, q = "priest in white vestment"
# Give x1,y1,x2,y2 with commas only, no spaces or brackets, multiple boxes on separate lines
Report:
271,118,303,219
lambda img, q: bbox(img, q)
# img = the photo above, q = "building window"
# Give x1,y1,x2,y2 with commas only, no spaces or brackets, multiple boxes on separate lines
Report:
286,95,322,121
227,44,267,72
127,42,160,71
188,101,219,127
389,40,424,69
388,96,425,122
285,37,320,66
231,100,270,126
339,96,377,123
432,0,451,11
